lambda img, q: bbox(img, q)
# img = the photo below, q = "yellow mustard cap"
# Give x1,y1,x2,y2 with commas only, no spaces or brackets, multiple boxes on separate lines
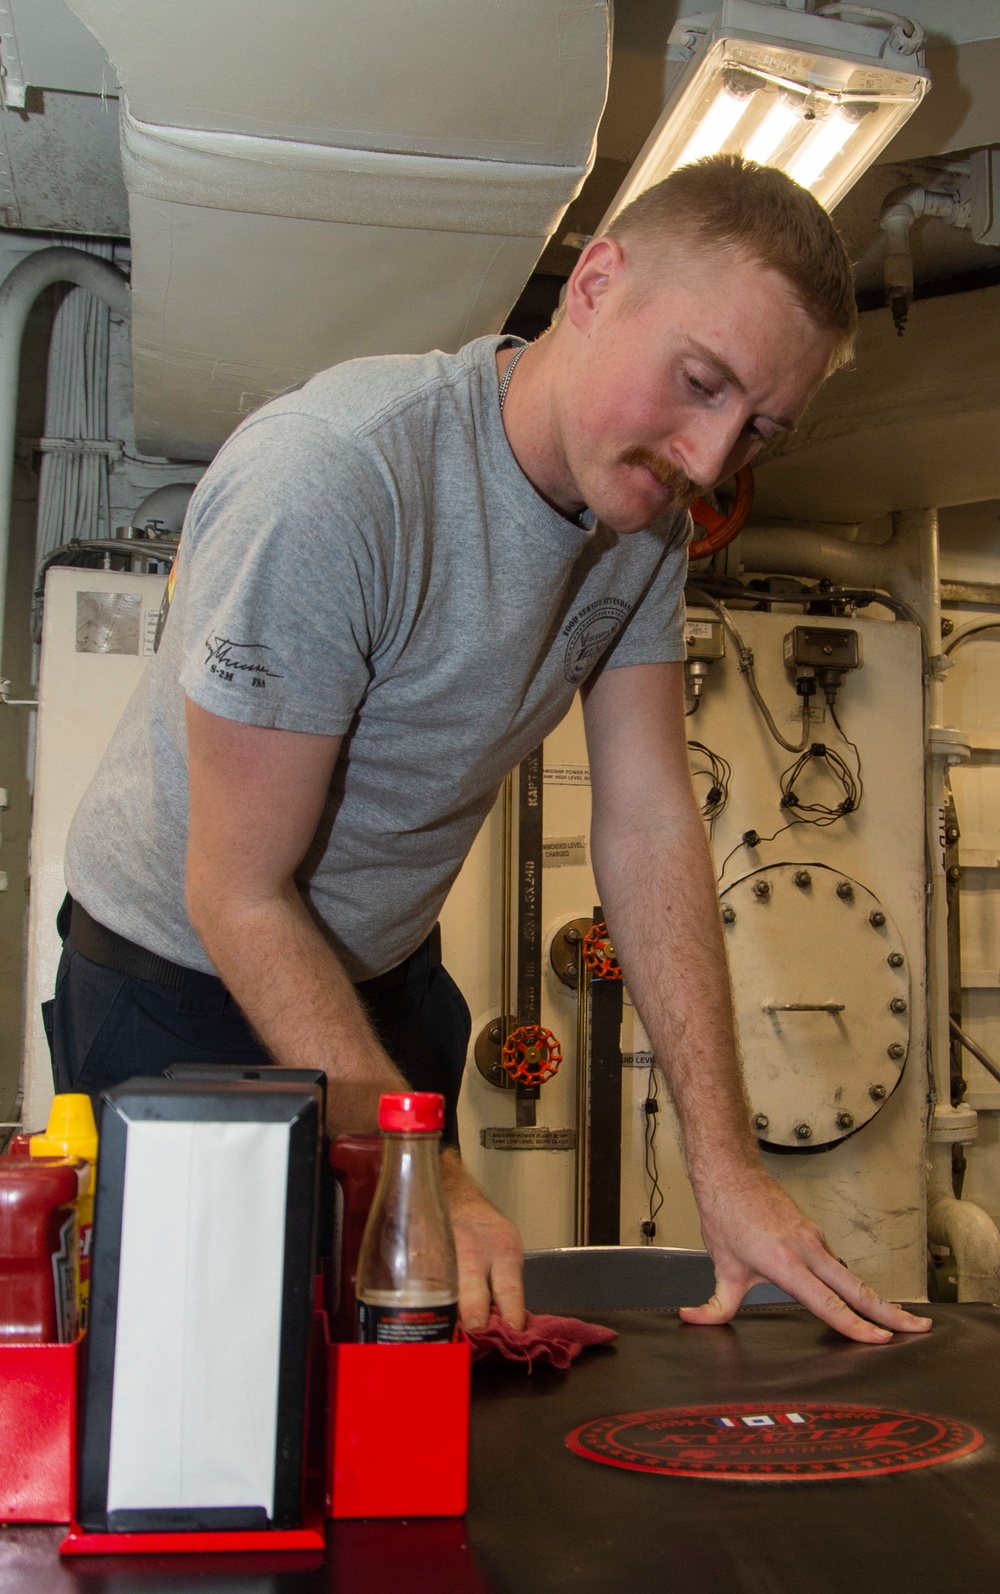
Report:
30,1092,98,1164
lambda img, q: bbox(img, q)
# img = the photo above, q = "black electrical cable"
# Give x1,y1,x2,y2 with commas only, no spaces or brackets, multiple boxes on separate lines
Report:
830,702,863,787
716,821,801,882
641,1061,664,1245
687,586,810,753
687,740,731,829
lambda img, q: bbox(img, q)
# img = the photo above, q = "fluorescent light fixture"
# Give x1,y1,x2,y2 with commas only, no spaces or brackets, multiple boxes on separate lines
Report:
602,0,929,223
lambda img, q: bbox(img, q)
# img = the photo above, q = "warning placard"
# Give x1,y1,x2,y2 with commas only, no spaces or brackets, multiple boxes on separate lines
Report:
543,836,587,869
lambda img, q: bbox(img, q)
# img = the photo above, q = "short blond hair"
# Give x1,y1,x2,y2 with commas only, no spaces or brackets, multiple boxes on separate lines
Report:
604,154,856,368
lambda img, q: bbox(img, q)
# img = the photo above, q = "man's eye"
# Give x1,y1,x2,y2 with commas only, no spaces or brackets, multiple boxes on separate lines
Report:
685,372,715,398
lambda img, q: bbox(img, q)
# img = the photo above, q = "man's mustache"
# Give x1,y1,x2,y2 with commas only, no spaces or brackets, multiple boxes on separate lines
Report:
620,447,703,510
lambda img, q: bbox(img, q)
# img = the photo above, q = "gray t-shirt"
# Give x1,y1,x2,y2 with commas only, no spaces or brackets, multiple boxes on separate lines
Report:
66,336,689,980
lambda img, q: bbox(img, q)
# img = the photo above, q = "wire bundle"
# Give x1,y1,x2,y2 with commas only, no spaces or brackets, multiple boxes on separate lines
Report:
687,740,731,827
35,240,114,573
778,725,863,825
641,1062,664,1245
715,706,864,881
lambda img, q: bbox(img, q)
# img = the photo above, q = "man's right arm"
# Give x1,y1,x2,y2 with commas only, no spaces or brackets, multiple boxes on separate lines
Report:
184,695,405,1132
183,695,526,1328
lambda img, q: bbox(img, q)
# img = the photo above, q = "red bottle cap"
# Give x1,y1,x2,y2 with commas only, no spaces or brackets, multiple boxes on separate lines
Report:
378,1092,444,1133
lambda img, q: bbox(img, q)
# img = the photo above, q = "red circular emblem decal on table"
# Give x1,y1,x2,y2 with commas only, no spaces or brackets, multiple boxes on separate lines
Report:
566,1403,983,1481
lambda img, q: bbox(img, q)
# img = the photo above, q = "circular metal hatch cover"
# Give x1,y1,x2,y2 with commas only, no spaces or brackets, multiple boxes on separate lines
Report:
719,862,910,1151
566,1404,982,1481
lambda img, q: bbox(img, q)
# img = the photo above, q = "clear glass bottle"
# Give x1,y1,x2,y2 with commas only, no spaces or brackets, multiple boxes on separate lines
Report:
356,1092,459,1344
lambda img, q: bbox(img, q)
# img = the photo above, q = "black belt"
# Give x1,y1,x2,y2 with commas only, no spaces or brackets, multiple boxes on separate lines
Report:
63,896,439,999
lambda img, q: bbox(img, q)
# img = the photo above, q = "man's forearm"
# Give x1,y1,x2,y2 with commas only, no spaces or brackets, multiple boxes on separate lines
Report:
592,808,759,1192
189,882,405,1132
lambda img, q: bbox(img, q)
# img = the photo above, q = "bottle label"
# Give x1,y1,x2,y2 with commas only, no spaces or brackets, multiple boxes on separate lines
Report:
357,1300,459,1345
329,1181,344,1316
51,1212,78,1344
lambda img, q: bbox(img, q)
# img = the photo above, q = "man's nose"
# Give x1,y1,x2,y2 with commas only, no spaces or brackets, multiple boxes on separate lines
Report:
670,415,747,492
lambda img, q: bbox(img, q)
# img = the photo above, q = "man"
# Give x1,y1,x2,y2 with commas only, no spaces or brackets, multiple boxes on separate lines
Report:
50,156,930,1345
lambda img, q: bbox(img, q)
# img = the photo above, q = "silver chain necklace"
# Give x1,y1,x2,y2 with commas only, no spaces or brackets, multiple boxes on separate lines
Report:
497,344,527,413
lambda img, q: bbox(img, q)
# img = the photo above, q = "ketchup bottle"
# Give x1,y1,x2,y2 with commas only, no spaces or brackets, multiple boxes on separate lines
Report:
0,1160,83,1342
356,1092,458,1344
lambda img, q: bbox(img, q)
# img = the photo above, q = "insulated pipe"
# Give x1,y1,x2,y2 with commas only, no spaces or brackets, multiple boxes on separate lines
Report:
927,1177,1000,1303
740,511,938,633
0,247,130,679
739,525,888,590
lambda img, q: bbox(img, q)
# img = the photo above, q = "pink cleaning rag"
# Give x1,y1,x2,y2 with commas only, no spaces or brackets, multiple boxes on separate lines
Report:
466,1306,617,1370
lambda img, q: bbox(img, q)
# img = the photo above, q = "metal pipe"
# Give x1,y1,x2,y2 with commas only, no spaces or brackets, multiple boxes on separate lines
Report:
500,772,513,1040
574,959,590,1246
950,1018,1000,1090
879,185,968,332
927,1174,1000,1304
0,248,129,679
902,509,959,1123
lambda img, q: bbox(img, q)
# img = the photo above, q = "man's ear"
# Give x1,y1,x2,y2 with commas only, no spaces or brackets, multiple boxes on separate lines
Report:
563,236,628,331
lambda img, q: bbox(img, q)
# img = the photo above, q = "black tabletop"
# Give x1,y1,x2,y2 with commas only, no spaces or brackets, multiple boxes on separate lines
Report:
3,1304,998,1594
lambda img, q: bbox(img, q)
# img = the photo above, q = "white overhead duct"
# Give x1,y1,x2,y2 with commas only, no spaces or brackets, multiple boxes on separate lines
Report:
64,0,611,460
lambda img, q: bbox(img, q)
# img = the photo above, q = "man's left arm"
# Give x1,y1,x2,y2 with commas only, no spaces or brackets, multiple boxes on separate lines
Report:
582,659,931,1343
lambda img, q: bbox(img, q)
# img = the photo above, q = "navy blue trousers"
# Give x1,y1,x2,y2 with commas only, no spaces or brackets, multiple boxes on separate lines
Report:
44,921,471,1147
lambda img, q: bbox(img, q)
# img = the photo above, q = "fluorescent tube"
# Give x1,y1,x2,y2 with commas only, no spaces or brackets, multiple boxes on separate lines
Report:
675,84,752,167
743,97,801,166
785,111,857,190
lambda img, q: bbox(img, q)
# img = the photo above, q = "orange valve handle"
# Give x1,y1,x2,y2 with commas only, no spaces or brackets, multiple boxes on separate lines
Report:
500,1025,563,1085
582,922,622,980
688,465,755,561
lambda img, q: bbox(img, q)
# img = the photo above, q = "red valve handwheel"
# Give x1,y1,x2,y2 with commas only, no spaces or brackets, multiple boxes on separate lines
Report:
582,922,622,980
688,466,754,561
500,1025,563,1085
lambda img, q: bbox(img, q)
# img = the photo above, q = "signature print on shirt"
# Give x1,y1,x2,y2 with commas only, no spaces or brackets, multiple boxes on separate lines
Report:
562,598,631,685
204,635,283,689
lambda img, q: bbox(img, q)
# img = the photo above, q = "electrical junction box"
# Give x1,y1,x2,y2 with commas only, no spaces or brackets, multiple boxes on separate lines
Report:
783,627,861,672
684,618,725,661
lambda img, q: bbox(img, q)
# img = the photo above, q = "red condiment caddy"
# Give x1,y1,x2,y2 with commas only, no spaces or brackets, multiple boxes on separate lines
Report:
0,1123,472,1538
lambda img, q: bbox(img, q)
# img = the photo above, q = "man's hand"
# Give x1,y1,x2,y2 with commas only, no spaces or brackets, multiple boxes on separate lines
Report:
441,1150,525,1331
681,1166,932,1343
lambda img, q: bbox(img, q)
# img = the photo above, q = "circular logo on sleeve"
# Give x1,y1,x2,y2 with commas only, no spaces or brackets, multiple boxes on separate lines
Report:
562,599,631,684
566,1403,983,1481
